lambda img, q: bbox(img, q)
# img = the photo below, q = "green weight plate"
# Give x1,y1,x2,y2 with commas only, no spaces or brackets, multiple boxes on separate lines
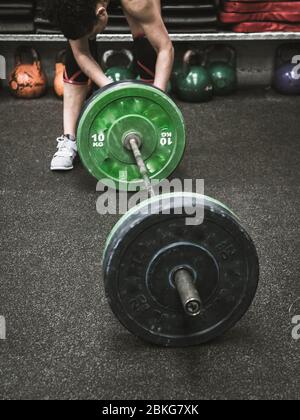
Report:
136,76,173,94
77,81,186,191
103,193,259,347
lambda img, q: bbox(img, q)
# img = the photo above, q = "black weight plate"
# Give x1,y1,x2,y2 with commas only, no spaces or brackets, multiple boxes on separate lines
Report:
103,193,259,347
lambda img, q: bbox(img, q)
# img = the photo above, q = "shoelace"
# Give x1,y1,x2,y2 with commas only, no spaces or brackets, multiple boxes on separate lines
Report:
55,136,77,157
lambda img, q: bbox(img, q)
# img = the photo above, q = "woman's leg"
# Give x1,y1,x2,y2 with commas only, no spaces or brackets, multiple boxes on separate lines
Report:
51,41,97,171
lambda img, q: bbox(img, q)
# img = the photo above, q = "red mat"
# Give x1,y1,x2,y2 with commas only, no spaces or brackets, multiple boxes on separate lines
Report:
220,11,300,23
233,22,300,32
224,2,300,13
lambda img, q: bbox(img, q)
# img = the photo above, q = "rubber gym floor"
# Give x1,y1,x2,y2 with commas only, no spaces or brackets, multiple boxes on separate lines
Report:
0,88,299,400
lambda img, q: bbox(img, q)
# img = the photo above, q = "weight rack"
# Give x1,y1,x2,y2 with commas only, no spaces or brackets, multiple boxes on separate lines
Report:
2,33,300,42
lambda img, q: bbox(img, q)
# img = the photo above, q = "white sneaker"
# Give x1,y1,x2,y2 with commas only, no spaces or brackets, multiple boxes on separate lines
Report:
50,136,78,171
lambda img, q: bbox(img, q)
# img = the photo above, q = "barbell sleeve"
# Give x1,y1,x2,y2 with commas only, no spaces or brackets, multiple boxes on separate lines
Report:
174,269,203,317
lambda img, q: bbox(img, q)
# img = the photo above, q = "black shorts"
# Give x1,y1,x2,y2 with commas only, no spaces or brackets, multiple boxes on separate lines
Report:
63,35,157,85
133,34,157,84
64,40,97,85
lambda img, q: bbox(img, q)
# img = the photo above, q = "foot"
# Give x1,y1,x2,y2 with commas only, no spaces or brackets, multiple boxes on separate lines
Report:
50,135,77,171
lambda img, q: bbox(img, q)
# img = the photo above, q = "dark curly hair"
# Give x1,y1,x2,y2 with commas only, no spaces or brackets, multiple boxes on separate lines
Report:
46,0,108,40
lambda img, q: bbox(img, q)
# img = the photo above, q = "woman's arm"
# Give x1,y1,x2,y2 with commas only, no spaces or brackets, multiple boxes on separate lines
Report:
69,37,111,88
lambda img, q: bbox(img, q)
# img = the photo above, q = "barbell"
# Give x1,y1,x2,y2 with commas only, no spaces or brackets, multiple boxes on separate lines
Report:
77,81,259,347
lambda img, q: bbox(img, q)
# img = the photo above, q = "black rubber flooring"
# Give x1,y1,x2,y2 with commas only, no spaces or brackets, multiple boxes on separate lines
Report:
0,89,299,400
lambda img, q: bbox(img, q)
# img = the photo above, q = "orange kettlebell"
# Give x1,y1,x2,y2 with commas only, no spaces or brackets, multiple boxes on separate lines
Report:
9,46,47,99
54,49,66,99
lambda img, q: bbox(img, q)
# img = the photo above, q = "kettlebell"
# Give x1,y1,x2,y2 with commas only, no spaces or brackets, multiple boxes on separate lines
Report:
102,49,135,82
54,49,66,99
273,44,300,95
171,61,184,94
9,46,47,99
176,50,213,103
166,80,173,95
206,45,237,96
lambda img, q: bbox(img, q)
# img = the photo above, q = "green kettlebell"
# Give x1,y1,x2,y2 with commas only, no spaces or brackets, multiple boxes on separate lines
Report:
106,67,133,82
171,61,184,93
102,49,135,82
176,50,213,103
166,80,173,95
206,45,237,96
